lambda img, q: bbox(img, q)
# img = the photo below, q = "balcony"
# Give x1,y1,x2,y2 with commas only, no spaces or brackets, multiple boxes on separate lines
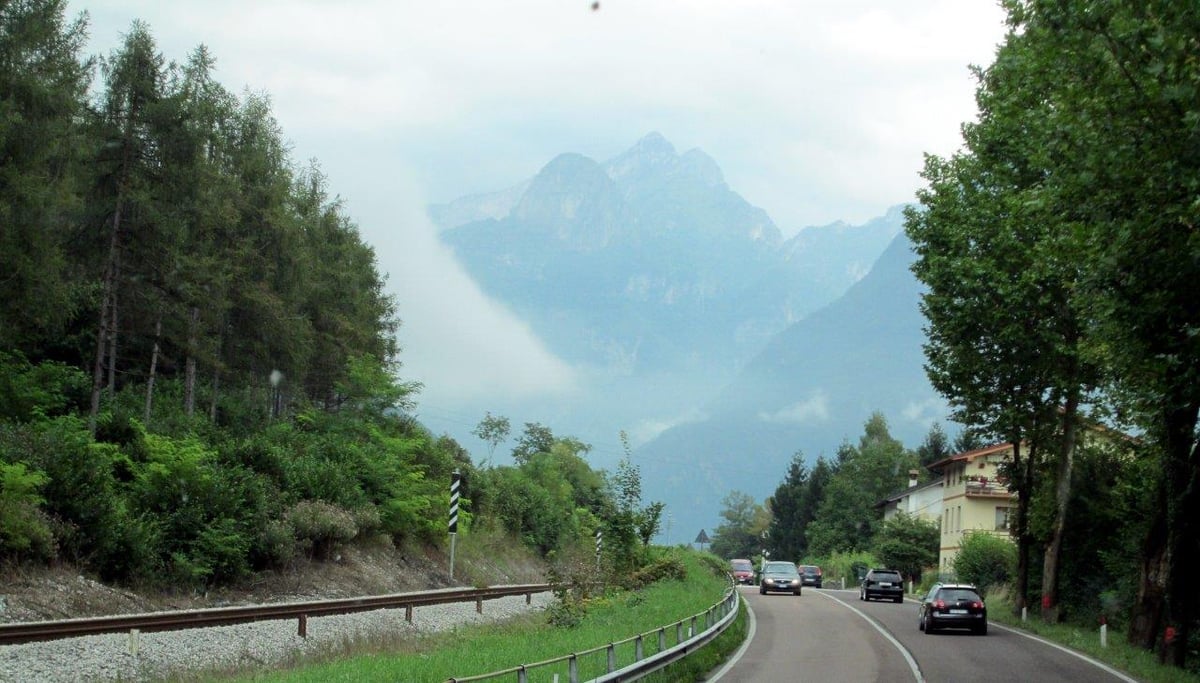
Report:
964,475,1012,498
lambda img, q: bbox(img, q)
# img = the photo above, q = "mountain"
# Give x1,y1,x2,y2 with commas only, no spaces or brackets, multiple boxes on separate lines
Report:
426,132,930,542
637,231,944,542
435,133,900,381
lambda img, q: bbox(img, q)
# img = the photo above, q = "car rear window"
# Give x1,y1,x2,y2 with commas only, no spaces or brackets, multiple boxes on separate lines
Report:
731,560,752,571
939,588,982,602
871,571,901,581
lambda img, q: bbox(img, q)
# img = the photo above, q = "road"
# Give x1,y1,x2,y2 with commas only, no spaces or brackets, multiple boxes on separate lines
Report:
710,586,1138,683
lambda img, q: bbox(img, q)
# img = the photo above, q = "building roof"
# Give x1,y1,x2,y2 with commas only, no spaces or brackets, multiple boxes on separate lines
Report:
924,442,1013,474
874,478,944,509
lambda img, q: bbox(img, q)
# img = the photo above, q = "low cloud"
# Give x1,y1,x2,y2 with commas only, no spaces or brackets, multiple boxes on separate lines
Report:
758,393,831,425
363,172,577,407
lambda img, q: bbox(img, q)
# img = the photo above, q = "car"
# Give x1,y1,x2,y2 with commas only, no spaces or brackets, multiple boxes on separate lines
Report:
798,564,823,588
860,568,904,603
729,558,755,585
918,583,988,635
759,560,803,595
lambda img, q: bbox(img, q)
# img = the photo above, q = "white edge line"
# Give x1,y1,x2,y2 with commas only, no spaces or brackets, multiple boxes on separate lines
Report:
815,590,925,683
991,621,1139,683
706,590,756,681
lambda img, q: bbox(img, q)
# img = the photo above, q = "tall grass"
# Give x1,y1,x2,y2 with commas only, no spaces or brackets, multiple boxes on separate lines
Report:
210,548,733,682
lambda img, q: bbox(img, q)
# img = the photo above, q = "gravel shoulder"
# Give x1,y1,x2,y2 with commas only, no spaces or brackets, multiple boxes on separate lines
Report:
0,541,550,682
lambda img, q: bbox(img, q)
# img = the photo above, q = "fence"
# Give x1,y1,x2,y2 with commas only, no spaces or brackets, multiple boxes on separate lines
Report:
447,585,740,683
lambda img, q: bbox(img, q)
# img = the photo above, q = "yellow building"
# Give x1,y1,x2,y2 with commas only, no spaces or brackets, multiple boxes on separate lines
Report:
927,443,1018,572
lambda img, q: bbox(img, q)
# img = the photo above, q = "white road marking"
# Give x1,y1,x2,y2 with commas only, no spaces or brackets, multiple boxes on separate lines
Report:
707,590,756,681
813,590,924,682
991,622,1139,683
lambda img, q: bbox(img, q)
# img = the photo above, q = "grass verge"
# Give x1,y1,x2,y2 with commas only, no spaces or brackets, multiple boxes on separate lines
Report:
207,548,735,682
985,595,1199,683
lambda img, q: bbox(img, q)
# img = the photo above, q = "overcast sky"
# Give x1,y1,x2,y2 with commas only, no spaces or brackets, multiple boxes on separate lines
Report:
77,0,1009,432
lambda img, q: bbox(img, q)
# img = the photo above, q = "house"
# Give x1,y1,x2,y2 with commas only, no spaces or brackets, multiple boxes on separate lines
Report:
876,469,943,524
926,443,1018,572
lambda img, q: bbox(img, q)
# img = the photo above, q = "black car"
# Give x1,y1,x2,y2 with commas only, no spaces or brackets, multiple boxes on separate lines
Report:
798,564,823,588
759,561,803,595
860,568,904,603
918,583,988,635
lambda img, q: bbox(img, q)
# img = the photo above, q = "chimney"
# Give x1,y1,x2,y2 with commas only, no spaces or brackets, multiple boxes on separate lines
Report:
908,469,919,488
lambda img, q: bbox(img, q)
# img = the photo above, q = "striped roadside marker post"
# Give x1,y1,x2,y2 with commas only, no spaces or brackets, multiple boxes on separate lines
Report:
595,529,602,570
449,471,461,580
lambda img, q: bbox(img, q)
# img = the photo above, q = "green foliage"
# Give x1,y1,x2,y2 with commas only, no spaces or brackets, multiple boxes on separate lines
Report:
0,353,89,422
625,556,687,590
285,500,357,561
0,461,55,561
810,550,877,586
872,513,938,583
953,532,1016,596
709,490,767,560
807,414,917,556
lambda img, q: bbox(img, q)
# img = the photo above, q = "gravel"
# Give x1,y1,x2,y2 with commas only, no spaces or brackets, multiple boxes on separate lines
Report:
1,592,554,682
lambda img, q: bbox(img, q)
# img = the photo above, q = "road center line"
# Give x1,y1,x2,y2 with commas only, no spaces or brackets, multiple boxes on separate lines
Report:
815,590,925,683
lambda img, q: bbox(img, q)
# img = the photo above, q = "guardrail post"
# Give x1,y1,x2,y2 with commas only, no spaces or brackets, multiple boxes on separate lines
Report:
658,627,665,651
607,643,616,672
517,664,527,683
476,598,483,614
569,654,578,683
690,615,698,639
635,634,643,661
297,614,307,638
526,592,532,605
128,628,139,656
406,605,413,622
676,622,683,644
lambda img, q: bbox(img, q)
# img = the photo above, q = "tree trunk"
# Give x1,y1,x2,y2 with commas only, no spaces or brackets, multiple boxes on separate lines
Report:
143,316,161,425
184,306,199,417
1159,399,1200,667
1012,439,1033,616
1128,475,1168,650
106,261,119,396
88,203,124,433
1041,392,1080,622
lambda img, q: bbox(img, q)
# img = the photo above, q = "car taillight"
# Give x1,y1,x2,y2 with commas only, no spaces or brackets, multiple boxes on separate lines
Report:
934,599,946,610
816,568,822,576
972,601,984,609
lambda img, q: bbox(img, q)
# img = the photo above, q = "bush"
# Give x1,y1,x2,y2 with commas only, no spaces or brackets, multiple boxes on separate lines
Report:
953,532,1016,595
626,556,687,589
0,462,55,562
285,500,357,560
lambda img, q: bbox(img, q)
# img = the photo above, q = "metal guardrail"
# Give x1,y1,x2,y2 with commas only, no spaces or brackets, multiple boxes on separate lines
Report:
447,584,740,683
0,583,551,645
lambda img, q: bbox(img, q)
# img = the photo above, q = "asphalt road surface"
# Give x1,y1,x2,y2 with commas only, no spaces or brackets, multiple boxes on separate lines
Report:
709,586,1138,683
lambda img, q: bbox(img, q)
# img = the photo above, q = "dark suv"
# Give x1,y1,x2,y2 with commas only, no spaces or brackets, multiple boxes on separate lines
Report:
798,564,823,588
918,583,988,635
860,568,904,603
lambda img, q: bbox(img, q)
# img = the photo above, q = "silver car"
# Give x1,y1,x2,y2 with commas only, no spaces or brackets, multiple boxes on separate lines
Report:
759,561,803,595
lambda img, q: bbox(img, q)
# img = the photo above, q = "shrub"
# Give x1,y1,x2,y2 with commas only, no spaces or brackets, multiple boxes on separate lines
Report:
285,500,357,560
953,531,1016,595
626,556,687,589
255,519,298,570
0,462,55,562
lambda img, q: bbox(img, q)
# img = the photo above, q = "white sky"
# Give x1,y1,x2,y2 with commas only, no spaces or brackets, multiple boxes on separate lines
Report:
77,0,1009,420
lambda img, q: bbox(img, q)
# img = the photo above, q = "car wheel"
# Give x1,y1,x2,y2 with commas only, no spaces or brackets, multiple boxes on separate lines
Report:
794,589,802,596
894,596,903,603
918,613,925,631
923,613,935,634
859,589,865,601
974,621,988,636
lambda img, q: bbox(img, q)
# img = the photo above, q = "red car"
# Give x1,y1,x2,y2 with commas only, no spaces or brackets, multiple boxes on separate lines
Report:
730,558,755,584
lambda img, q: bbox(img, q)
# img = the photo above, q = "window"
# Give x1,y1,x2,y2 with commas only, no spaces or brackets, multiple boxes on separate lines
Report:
995,506,1013,531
